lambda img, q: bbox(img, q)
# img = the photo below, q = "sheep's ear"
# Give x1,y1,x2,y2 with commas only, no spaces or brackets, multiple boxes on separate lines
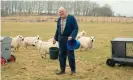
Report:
92,37,95,39
82,31,86,35
19,35,22,38
18,35,22,38
36,35,40,39
37,35,39,37
83,30,86,33
91,36,95,40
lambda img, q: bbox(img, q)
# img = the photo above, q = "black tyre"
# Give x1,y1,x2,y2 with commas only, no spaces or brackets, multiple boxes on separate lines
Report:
106,59,115,67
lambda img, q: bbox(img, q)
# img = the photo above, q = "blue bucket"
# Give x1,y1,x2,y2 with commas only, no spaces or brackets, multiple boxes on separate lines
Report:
67,39,80,50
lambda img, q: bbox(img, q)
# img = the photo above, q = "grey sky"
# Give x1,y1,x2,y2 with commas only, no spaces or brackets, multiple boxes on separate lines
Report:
90,0,133,17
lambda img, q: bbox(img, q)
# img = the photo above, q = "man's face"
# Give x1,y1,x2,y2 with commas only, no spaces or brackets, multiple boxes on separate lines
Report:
58,9,66,18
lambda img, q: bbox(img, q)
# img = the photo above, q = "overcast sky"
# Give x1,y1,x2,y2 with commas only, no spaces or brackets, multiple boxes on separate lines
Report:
90,0,133,17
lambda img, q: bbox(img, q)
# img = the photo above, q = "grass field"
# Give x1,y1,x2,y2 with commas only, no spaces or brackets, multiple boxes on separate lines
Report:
1,22,133,80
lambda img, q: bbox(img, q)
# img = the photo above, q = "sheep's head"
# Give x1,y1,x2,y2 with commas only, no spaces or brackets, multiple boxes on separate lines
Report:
34,35,40,40
36,35,40,40
32,39,39,46
17,35,24,41
90,36,95,42
76,30,86,39
82,30,86,36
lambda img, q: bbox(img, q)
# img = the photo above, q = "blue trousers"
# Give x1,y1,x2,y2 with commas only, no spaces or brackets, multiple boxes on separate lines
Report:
58,36,76,72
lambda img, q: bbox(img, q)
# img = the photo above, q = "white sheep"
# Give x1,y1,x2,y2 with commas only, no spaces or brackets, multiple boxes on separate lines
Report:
11,35,24,50
78,36,95,51
23,35,40,49
76,30,86,40
32,39,59,58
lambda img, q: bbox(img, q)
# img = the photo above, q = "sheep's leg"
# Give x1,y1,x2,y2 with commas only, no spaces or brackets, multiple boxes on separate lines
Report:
38,49,43,58
16,47,19,50
12,48,16,52
16,46,20,50
80,48,82,51
40,51,44,58
14,47,17,51
23,43,26,49
85,48,88,51
23,43,28,49
41,51,47,59
80,46,83,51
89,47,93,52
25,46,28,49
41,53,46,59
38,49,40,54
41,53,44,58
81,47,86,51
41,55,44,58
44,53,47,58
23,45,27,49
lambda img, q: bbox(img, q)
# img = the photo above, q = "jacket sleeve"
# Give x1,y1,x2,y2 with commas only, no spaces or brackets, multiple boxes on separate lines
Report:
70,16,78,39
54,19,59,41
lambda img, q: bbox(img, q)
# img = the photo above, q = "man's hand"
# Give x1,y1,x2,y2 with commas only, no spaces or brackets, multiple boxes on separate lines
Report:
68,36,72,41
53,39,56,44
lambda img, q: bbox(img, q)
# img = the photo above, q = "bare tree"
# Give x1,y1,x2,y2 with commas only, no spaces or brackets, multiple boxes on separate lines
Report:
1,1,114,17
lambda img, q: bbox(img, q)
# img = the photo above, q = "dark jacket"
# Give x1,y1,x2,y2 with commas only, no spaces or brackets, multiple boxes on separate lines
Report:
54,14,78,41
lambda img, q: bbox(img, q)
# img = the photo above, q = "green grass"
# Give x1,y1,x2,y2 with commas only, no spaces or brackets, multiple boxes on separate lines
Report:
1,22,133,80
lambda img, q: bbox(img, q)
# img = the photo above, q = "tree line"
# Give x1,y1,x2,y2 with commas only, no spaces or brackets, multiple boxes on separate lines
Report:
1,1,114,17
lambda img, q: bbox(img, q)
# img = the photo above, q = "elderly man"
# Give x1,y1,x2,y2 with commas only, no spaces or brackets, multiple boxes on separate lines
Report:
53,7,78,75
